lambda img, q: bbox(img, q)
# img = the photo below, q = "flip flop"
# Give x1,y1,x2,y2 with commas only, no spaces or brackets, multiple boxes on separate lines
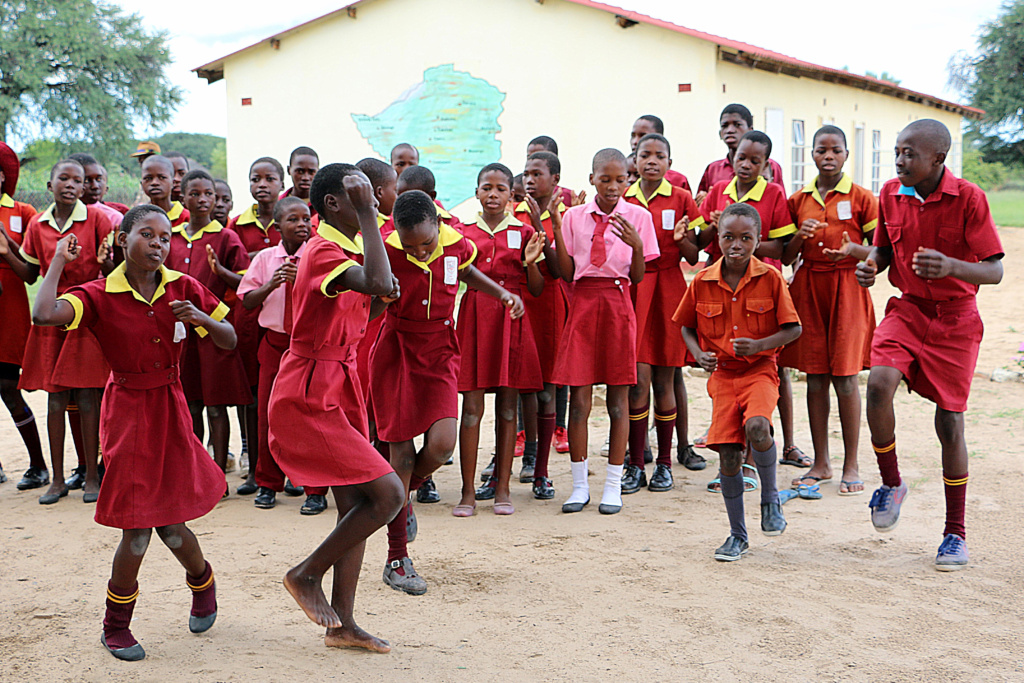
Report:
779,445,812,468
706,475,721,494
791,474,831,488
741,464,759,493
797,484,822,500
779,489,799,504
838,480,865,496
451,504,476,517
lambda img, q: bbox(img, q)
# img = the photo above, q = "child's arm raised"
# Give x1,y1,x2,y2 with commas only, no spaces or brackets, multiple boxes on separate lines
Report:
524,231,545,298
674,215,700,266
369,275,400,321
911,249,1003,285
31,234,79,327
206,245,243,290
731,322,802,357
0,222,40,284
333,175,393,297
550,206,574,283
781,219,818,265
609,213,645,285
97,237,116,276
460,265,525,319
170,300,237,350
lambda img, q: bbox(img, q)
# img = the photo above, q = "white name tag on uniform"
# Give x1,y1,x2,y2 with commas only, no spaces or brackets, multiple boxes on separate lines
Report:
506,229,522,250
173,321,187,343
661,209,675,230
9,216,22,234
837,201,852,221
443,256,458,285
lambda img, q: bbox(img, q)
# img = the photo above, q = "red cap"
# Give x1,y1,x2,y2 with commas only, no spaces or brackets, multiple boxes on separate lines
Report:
0,142,19,197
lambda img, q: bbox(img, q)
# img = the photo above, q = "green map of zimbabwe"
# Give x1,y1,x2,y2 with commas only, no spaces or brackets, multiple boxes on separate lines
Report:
352,64,506,208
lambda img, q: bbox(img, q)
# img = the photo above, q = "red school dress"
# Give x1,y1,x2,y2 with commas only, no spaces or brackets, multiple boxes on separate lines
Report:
369,224,477,443
352,214,388,407
228,205,280,386
623,179,705,367
513,199,570,383
267,228,394,488
0,194,37,368
18,201,114,392
165,220,252,406
58,265,228,528
457,214,542,393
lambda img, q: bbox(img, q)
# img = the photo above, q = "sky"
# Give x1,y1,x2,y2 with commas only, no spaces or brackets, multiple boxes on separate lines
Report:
116,0,1007,138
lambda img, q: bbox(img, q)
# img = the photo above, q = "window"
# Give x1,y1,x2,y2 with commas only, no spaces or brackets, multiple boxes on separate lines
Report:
950,140,963,176
871,130,883,195
791,120,806,189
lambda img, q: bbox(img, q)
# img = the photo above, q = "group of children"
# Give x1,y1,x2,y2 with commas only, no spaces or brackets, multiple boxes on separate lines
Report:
0,102,1002,659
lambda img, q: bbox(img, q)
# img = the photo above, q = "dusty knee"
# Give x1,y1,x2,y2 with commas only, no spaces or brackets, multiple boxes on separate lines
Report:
155,525,184,549
607,403,624,420
719,448,743,474
497,406,516,423
379,478,406,519
866,375,898,408
832,375,859,397
206,405,225,419
744,417,771,445
537,389,553,404
461,411,481,428
935,410,964,445
126,529,152,556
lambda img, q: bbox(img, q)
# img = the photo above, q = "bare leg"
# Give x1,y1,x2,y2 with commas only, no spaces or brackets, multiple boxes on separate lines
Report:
188,401,205,443
673,368,690,446
243,391,258,483
865,366,901,445
412,417,457,481
568,386,593,463
208,405,229,472
833,375,863,493
42,391,70,498
494,388,518,505
155,523,206,576
521,391,538,444
778,367,796,449
605,385,629,466
798,373,834,485
75,388,102,498
458,391,485,507
110,528,153,588
935,408,968,478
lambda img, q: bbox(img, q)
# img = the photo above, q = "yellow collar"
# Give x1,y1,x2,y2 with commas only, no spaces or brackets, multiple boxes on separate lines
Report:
236,204,273,232
0,194,14,208
166,201,185,222
472,212,523,236
377,213,390,229
104,262,184,305
385,223,465,269
514,198,565,221
625,179,672,208
801,173,853,207
317,221,363,254
39,200,88,233
173,219,223,243
434,203,452,220
724,175,767,203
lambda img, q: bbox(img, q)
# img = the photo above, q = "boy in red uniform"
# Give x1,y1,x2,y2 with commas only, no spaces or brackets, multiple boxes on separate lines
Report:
856,119,1003,571
212,180,233,226
629,115,689,191
623,133,705,495
675,203,802,560
696,104,786,205
140,156,189,228
69,153,124,227
268,165,405,652
282,147,320,209
390,143,419,178
0,142,48,490
34,205,235,661
164,151,190,203
526,136,575,208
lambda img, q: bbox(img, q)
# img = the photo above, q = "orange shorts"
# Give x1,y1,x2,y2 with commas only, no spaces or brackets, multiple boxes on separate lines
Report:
706,358,779,450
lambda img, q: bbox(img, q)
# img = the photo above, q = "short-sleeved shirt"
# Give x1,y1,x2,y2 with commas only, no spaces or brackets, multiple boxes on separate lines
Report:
700,176,796,264
228,204,280,254
672,256,800,366
384,224,477,322
0,193,35,271
20,200,115,293
559,197,659,280
624,179,705,271
236,241,308,333
89,200,124,228
788,174,878,269
461,213,535,290
665,169,691,193
874,171,1003,301
166,220,250,300
0,194,37,366
697,157,786,196
166,201,189,229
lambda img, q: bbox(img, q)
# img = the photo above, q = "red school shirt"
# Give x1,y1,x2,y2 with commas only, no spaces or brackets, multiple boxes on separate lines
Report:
624,179,705,271
0,194,37,366
665,169,691,193
20,200,115,293
383,224,477,322
165,220,250,300
461,213,535,291
697,157,786,196
166,201,190,229
699,176,796,265
227,204,280,254
513,197,566,280
874,171,1003,302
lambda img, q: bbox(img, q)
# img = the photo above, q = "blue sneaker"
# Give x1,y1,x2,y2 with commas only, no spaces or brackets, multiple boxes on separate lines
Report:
868,481,908,532
935,534,969,571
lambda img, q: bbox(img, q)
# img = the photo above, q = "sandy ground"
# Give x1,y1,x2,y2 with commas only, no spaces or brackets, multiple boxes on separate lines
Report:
3,229,1024,683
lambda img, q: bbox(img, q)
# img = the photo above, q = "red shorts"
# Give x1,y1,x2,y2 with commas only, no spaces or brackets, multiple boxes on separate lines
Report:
706,358,778,449
871,295,981,412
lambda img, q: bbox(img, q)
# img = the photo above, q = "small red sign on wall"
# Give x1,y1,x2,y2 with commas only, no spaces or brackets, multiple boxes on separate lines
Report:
678,83,691,92
241,97,252,106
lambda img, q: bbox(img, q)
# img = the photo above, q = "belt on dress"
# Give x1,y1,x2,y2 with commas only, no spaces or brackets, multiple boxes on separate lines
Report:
900,293,976,316
383,314,454,333
289,340,357,362
110,365,180,390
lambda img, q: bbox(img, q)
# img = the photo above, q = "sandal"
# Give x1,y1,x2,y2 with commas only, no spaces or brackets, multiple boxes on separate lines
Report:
706,475,721,494
741,463,758,493
838,480,865,496
779,445,812,468
797,484,823,500
791,474,831,488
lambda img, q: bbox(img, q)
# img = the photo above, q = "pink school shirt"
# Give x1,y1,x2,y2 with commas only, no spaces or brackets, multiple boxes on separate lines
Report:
236,241,308,333
560,197,659,280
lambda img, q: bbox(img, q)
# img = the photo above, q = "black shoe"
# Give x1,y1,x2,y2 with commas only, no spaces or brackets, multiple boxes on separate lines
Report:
236,480,258,496
480,457,495,482
475,475,496,500
283,479,304,496
101,633,146,661
714,535,750,562
443,455,454,465
677,445,707,470
648,464,674,492
416,478,440,504
65,467,86,490
300,494,327,515
643,447,653,464
16,467,50,491
254,487,276,509
532,477,555,500
620,464,646,495
39,486,69,505
761,502,787,536
406,502,417,543
518,454,536,483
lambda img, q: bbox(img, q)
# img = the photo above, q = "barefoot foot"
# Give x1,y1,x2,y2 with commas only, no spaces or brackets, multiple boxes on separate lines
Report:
283,568,342,628
791,468,833,488
325,624,391,653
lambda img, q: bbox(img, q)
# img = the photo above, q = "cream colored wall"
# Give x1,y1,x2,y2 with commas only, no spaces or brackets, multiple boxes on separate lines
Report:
218,0,964,219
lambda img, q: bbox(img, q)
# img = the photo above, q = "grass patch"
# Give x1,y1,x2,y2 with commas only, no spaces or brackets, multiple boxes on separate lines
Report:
988,189,1024,228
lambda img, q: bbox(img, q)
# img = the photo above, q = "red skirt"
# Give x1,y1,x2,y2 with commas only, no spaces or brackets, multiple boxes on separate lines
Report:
180,333,253,407
552,277,637,387
95,367,225,529
19,324,110,392
632,266,689,367
457,287,543,392
779,264,874,376
0,270,30,366
355,313,385,403
523,273,569,383
370,315,459,443
231,302,261,386
268,343,393,487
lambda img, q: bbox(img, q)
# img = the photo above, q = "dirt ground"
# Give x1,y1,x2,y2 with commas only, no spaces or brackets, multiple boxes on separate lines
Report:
2,229,1024,683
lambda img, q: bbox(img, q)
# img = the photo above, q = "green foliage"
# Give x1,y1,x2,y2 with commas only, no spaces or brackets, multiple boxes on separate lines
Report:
210,140,227,178
987,189,1024,227
865,70,902,86
152,132,227,171
962,147,1007,191
0,0,182,163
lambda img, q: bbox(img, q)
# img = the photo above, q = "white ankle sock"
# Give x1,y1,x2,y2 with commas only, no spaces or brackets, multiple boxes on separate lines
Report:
565,459,590,505
601,463,624,507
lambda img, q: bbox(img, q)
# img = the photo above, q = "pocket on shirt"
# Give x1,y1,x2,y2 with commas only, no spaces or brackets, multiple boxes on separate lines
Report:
886,223,903,244
938,226,964,257
696,301,725,339
745,298,775,337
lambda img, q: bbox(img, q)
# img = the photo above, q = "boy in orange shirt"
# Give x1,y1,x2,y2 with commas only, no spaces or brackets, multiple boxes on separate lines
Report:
674,203,802,560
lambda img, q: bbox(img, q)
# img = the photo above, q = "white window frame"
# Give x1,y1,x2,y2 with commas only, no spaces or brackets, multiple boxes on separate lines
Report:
871,130,883,195
791,120,806,189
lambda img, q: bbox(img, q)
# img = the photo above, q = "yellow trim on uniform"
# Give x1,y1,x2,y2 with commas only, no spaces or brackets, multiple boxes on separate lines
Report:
385,223,472,269
195,301,230,338
872,441,896,453
104,262,184,305
624,178,672,208
233,204,273,232
19,245,40,265
317,221,363,254
377,213,389,229
0,193,14,208
166,201,185,222
106,588,139,604
800,173,853,207
172,219,223,243
320,259,358,298
862,218,878,233
38,200,88,233
187,571,215,592
58,293,85,331
654,411,677,421
629,409,650,421
471,212,523,237
435,203,452,220
514,199,566,222
768,222,797,240
943,475,969,486
724,175,767,203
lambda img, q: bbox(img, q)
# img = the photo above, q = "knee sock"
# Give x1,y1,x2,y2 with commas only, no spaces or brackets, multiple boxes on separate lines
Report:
752,442,779,505
565,459,590,505
103,581,140,649
628,403,649,468
601,463,624,507
654,409,676,467
535,414,556,480
15,410,47,471
873,438,901,488
186,561,216,617
386,503,409,568
943,471,968,539
555,385,568,429
67,404,85,469
721,472,748,541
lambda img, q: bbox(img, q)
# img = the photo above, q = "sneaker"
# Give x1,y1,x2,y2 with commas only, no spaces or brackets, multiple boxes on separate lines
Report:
532,477,555,500
677,445,706,471
480,456,496,482
648,464,674,492
760,502,787,536
416,478,440,504
714,535,749,562
935,534,969,571
383,557,427,595
868,481,909,532
554,426,570,453
406,502,417,543
620,464,646,494
600,435,610,457
514,431,526,457
519,454,536,483
300,494,327,515
254,487,276,509
16,467,50,491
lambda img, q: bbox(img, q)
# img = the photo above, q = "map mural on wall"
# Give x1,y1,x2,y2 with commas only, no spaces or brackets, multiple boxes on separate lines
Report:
352,64,505,208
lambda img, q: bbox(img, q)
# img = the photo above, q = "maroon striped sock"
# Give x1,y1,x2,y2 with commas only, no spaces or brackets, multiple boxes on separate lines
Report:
186,561,216,618
654,409,676,467
386,504,408,568
535,414,556,480
103,581,140,650
872,438,901,488
943,472,968,539
628,403,649,468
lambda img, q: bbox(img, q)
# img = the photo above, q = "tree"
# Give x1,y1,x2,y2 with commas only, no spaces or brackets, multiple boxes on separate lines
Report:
0,0,182,160
152,132,226,170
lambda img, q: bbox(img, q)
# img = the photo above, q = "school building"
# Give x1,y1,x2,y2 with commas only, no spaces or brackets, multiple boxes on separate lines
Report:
194,0,981,216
